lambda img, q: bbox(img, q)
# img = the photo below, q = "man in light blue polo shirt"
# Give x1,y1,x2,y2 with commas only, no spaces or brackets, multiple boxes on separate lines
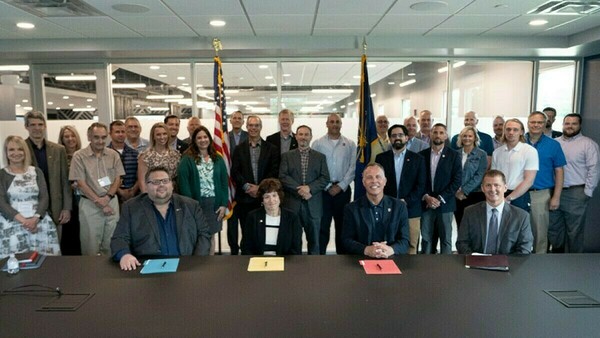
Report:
525,111,566,253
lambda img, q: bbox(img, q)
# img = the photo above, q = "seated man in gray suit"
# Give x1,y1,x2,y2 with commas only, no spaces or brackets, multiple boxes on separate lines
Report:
111,166,211,270
342,163,410,257
456,170,533,254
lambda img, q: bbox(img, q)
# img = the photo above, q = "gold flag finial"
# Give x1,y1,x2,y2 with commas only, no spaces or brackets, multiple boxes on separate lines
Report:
212,38,223,56
362,37,367,55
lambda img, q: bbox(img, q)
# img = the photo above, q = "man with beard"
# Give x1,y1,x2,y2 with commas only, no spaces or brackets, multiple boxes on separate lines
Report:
549,114,600,252
376,124,426,254
542,107,563,138
280,125,330,255
419,123,462,254
312,114,356,254
456,170,533,254
111,167,211,270
342,163,409,257
403,116,429,153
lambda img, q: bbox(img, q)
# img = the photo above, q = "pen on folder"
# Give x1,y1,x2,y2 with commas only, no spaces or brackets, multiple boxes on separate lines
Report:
264,261,268,267
376,263,383,271
161,261,166,268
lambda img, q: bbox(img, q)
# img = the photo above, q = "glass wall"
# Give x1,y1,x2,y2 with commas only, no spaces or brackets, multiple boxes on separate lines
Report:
0,65,31,121
449,60,533,136
536,60,576,128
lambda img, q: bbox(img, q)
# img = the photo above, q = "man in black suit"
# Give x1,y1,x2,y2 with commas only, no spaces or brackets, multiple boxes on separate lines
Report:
266,109,298,157
376,124,425,254
110,167,211,271
456,170,533,254
419,123,462,254
227,110,248,254
231,115,279,253
342,163,410,257
280,125,330,255
164,115,188,154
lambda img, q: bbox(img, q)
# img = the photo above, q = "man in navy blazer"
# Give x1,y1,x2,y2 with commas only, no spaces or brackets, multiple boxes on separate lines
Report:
376,124,425,254
231,115,279,253
111,167,211,270
456,170,533,254
419,123,462,254
342,163,410,256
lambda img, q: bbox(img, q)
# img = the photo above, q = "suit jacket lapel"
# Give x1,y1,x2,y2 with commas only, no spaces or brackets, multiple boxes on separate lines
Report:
479,203,488,250
380,197,392,237
498,205,511,250
258,210,267,252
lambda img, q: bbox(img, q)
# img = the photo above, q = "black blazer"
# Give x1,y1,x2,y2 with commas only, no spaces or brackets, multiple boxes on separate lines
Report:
231,139,279,204
176,138,189,154
110,193,211,258
375,149,426,218
419,146,462,213
266,131,298,154
342,195,410,255
241,207,303,255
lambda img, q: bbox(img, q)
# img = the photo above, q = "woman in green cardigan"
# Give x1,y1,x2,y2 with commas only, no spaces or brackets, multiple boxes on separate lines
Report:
177,126,228,255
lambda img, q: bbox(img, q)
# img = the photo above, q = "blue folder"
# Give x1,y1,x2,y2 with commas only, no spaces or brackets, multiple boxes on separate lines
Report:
140,258,179,274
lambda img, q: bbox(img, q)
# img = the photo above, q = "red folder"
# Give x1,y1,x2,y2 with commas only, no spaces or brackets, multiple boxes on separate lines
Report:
359,259,402,274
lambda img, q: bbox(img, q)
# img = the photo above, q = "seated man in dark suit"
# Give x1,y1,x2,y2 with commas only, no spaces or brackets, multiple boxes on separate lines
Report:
456,170,533,254
111,166,211,270
342,163,410,257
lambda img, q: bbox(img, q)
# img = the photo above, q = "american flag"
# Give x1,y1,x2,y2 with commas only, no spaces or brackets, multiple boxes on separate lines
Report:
213,56,235,218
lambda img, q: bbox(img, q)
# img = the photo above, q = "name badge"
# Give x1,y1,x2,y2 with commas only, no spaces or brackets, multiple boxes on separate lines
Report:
98,176,112,188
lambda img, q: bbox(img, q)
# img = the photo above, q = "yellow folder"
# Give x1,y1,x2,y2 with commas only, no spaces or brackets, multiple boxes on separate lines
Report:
247,257,284,272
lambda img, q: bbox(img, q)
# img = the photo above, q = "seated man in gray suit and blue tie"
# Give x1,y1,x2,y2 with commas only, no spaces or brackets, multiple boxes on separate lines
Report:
456,170,533,254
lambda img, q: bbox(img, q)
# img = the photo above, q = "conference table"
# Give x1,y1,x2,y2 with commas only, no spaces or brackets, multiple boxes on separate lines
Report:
1,254,599,337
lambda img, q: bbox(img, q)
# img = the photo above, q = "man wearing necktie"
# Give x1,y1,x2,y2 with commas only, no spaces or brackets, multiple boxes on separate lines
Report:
456,170,533,254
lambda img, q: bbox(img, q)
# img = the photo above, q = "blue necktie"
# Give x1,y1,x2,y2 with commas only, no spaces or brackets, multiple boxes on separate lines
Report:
486,208,498,254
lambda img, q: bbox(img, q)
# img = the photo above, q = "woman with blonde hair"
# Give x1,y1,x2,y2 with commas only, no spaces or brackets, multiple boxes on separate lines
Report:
0,136,61,258
138,122,181,193
58,125,83,255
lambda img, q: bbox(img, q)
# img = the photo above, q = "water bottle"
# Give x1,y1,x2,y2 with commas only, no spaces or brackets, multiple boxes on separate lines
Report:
7,253,19,275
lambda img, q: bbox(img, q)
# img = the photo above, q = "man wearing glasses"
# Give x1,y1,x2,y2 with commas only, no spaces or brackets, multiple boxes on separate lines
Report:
110,167,211,270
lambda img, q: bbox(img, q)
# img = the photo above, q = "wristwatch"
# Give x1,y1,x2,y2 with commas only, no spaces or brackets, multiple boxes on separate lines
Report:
34,213,41,219
107,193,115,199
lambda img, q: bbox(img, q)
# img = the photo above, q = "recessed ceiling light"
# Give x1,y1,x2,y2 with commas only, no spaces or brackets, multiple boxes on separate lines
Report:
529,19,548,26
409,1,448,12
265,76,273,79
348,102,355,106
47,101,53,105
367,64,377,68
210,20,226,27
269,83,277,87
16,22,35,29
150,65,160,70
0,65,29,71
352,75,361,79
69,103,74,107
181,83,189,86
22,99,28,103
15,104,21,108
62,96,70,99
408,72,416,76
343,83,351,86
259,65,269,69
112,4,150,13
56,107,61,110
388,82,395,85
177,76,185,80
135,104,140,108
87,98,93,102
283,74,291,77
158,74,167,78
283,82,291,85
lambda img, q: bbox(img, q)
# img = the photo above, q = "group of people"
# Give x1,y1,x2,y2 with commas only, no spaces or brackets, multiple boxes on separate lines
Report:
1,106,598,269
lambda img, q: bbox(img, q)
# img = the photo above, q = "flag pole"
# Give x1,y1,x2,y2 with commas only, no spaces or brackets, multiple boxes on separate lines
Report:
213,37,224,255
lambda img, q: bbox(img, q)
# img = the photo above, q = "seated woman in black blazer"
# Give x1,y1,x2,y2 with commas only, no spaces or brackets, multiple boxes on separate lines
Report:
241,178,302,255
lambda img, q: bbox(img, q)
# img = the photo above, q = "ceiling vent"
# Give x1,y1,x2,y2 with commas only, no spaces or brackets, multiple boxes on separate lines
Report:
5,0,105,17
528,1,600,15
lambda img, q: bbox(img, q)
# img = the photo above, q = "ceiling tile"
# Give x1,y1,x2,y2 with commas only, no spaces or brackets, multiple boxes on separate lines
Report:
486,14,582,36
373,14,448,32
438,15,519,30
313,28,374,36
388,0,475,15
456,0,541,15
180,15,252,31
538,16,600,36
314,15,381,29
251,15,313,32
163,0,244,16
427,28,489,36
112,16,191,31
0,18,83,38
46,17,140,38
318,0,396,15
84,0,173,16
136,29,198,38
243,0,318,15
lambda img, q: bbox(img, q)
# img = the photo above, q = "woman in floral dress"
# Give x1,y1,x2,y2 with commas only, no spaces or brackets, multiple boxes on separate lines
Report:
137,122,181,193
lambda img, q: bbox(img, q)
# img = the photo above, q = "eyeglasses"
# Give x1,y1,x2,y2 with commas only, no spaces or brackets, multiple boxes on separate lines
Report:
146,178,171,185
389,133,405,139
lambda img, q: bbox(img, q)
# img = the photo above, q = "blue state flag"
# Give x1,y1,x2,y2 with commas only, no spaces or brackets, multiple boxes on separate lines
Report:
354,54,378,199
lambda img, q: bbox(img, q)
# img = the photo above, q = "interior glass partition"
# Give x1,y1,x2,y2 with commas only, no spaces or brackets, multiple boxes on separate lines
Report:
536,60,576,124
